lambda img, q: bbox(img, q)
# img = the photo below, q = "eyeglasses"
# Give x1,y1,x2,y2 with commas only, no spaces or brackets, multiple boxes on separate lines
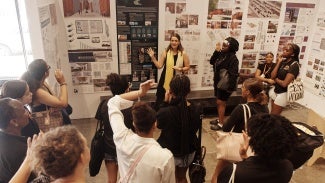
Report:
128,82,133,88
47,65,51,71
222,40,230,47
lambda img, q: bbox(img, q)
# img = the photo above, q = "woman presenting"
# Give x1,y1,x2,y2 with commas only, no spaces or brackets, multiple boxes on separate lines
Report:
147,32,190,110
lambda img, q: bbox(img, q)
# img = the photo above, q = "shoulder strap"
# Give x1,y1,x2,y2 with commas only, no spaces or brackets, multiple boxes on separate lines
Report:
242,104,251,132
120,145,152,183
290,61,298,66
228,163,237,183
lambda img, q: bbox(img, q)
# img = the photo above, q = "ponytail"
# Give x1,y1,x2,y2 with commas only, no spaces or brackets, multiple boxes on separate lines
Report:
255,92,268,105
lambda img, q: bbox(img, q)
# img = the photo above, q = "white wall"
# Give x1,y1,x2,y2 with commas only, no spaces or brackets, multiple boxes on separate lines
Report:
26,0,325,119
297,1,325,117
63,0,118,119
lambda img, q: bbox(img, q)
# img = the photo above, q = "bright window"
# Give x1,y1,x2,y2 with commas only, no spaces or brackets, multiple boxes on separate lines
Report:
0,0,33,80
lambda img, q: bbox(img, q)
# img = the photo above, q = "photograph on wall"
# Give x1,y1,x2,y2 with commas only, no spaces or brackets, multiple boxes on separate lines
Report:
116,0,159,89
279,2,316,61
247,0,281,19
201,0,247,88
62,0,115,93
304,10,325,99
62,0,110,17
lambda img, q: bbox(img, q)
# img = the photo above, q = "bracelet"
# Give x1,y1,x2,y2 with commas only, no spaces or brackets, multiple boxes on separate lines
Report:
137,91,141,101
60,82,67,86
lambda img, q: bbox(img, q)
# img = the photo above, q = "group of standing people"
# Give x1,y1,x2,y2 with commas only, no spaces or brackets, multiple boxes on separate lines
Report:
209,38,301,131
0,59,71,182
1,31,304,183
207,37,303,182
147,33,303,182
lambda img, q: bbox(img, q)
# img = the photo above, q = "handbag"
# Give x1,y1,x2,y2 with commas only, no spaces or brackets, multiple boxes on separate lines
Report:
31,106,63,132
287,61,304,103
189,146,206,183
292,122,324,152
217,69,229,90
215,104,254,162
288,122,324,169
189,114,206,183
89,118,105,177
61,104,72,125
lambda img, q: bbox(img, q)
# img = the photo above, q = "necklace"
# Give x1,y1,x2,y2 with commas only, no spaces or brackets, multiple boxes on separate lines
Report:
263,64,272,75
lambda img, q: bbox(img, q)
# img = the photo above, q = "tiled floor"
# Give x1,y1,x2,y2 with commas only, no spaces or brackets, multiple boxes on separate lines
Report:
74,103,325,183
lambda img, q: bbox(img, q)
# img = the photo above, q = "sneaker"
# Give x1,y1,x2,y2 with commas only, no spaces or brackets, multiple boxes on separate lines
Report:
210,119,219,125
210,124,222,131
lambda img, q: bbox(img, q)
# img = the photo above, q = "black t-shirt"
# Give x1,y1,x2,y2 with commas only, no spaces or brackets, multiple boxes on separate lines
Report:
218,156,294,183
257,62,276,79
0,131,35,182
95,98,133,157
222,102,269,133
21,118,40,138
157,102,201,157
274,60,299,93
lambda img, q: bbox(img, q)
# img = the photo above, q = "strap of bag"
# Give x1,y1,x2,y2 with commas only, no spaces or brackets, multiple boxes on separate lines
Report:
199,114,203,148
120,145,152,183
290,61,300,79
95,118,104,135
228,163,237,183
242,104,251,132
198,114,207,162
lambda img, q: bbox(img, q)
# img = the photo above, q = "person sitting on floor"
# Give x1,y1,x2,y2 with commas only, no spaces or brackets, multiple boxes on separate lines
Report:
107,80,176,183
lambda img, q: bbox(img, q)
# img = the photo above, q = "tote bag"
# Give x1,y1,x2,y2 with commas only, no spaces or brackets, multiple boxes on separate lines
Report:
287,61,304,103
89,119,105,177
287,78,304,103
31,106,63,132
217,69,229,90
215,104,254,162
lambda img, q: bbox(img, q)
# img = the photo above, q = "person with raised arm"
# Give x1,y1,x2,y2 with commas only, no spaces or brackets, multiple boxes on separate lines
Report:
107,80,175,183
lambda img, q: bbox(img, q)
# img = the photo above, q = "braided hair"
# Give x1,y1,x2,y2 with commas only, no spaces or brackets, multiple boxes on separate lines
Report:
288,43,300,62
169,74,191,155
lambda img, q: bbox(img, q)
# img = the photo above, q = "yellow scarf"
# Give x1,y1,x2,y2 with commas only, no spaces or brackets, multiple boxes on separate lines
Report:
163,50,183,90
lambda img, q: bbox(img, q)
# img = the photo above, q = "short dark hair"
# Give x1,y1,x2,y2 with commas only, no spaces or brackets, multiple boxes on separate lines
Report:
247,114,298,161
31,126,85,179
225,37,239,52
0,98,17,129
132,102,156,134
1,80,28,99
106,73,129,95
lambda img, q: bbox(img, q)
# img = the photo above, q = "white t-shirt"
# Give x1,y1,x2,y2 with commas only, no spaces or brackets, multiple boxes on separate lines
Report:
108,95,175,183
